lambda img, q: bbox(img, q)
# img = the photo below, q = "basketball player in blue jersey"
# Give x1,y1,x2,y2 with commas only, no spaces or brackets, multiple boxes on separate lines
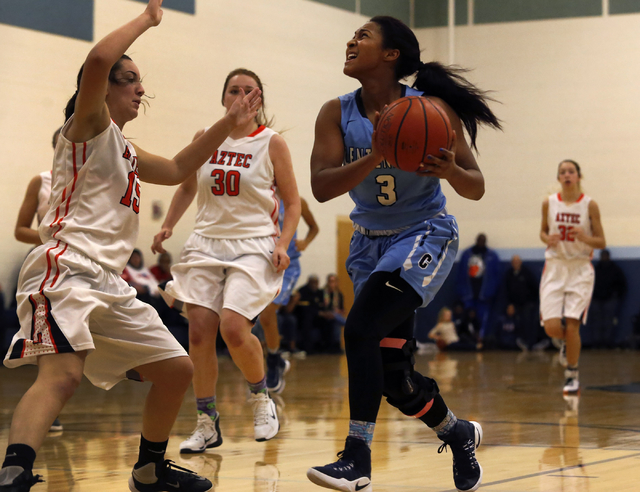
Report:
260,197,319,393
306,16,501,492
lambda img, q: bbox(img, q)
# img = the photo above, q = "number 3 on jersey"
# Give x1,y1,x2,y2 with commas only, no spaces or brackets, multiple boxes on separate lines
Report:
376,174,397,206
211,169,241,196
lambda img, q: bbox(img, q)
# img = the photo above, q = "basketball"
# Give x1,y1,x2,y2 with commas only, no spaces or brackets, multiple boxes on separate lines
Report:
375,96,453,172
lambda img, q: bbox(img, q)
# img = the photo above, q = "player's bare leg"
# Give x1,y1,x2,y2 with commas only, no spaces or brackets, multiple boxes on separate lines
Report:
9,352,86,450
135,356,194,441
186,304,220,402
220,309,279,441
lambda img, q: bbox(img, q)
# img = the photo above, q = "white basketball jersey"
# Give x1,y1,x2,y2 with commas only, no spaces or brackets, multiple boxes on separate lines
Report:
36,170,52,225
194,125,279,239
39,118,141,273
545,193,593,260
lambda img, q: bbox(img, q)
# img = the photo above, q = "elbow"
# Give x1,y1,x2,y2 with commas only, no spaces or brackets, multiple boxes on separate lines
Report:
311,183,331,203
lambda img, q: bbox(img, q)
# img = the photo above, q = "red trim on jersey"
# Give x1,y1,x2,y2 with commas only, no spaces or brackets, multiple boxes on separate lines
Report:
248,125,266,137
39,241,62,291
52,142,83,238
576,193,585,203
49,243,69,288
557,193,562,202
269,185,279,234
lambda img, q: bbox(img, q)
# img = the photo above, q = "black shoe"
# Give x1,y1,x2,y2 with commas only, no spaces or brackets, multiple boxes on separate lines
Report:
49,418,63,432
438,420,483,492
266,352,290,394
0,467,44,492
129,460,212,492
306,436,372,491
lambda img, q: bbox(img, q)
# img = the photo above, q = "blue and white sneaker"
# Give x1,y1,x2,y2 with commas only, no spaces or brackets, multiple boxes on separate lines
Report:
438,420,483,492
307,436,372,492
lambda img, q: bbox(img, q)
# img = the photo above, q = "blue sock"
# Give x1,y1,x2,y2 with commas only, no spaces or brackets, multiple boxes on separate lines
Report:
348,420,375,448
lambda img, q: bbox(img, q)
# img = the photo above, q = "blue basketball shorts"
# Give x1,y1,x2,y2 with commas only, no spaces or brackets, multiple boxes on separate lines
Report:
347,215,459,308
273,258,301,306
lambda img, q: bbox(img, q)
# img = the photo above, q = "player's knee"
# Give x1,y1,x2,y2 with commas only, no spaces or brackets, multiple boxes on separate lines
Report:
384,371,439,417
47,371,83,401
544,319,563,338
166,356,194,390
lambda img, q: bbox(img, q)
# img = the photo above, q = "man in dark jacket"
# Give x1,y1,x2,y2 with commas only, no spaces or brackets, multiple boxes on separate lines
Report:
457,233,501,340
589,250,626,348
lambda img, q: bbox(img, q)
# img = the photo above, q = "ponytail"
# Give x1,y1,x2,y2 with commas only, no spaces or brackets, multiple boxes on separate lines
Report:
413,62,501,150
370,15,501,150
64,54,132,121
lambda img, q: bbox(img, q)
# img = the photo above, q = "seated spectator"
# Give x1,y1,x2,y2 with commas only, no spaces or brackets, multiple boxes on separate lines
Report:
122,249,160,308
318,273,345,354
496,304,518,350
278,293,306,359
150,251,173,284
588,249,627,348
428,307,479,351
295,274,324,354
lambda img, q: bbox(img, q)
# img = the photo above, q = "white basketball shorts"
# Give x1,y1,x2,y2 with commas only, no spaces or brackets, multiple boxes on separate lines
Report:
539,258,595,323
163,233,283,321
4,242,188,390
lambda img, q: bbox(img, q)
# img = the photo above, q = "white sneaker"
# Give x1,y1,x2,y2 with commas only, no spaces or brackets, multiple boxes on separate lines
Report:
180,413,223,453
250,392,279,442
563,369,579,394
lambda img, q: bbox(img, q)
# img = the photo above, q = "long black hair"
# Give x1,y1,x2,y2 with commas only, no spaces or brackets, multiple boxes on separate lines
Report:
371,16,501,149
64,54,133,121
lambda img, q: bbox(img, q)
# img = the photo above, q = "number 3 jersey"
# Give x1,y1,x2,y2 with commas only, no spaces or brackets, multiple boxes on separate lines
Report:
545,192,593,261
339,85,447,231
194,125,279,239
39,118,141,273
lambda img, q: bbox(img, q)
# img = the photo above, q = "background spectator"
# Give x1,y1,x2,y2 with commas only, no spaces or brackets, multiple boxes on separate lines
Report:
588,249,627,348
150,251,173,284
457,233,501,342
295,274,324,354
428,307,479,351
495,304,518,350
122,249,161,308
504,255,547,351
318,273,345,354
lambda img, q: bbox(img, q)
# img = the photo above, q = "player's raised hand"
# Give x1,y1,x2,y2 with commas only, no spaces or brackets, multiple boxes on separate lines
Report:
226,87,262,128
144,0,164,27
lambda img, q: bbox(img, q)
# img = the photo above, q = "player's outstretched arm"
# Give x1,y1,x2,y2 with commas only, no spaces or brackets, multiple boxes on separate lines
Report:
271,134,301,272
68,0,163,143
136,88,261,186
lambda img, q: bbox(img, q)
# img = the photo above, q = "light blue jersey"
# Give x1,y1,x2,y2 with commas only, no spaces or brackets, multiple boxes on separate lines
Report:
340,85,458,307
340,85,447,231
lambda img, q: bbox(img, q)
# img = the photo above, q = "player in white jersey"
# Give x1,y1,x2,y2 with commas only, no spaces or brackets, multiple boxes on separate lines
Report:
540,160,606,395
14,128,60,246
151,68,300,451
0,2,261,491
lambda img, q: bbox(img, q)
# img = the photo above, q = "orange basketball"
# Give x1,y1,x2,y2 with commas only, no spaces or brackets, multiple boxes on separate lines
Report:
375,96,453,172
